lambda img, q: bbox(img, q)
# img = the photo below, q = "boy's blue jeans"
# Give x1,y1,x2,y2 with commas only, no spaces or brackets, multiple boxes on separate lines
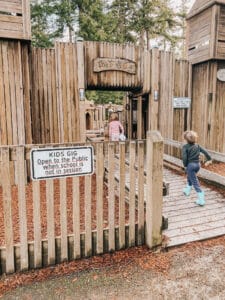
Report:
186,162,202,193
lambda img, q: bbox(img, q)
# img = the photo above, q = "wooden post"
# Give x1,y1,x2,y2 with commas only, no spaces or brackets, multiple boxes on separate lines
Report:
137,95,142,139
145,131,163,248
76,41,86,142
149,48,159,131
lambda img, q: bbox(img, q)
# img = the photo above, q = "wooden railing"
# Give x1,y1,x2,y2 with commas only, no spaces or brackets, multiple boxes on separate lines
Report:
0,131,163,274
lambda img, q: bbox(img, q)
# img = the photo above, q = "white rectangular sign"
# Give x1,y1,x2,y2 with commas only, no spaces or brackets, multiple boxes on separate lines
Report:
173,97,191,108
30,146,94,180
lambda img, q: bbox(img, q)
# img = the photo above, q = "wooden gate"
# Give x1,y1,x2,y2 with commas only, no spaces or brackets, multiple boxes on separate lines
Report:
0,132,163,274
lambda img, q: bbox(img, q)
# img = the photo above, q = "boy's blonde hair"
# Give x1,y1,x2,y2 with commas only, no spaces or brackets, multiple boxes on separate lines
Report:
183,130,198,144
110,112,119,121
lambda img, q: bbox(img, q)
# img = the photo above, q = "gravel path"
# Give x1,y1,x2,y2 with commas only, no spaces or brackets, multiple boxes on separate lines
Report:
1,237,225,299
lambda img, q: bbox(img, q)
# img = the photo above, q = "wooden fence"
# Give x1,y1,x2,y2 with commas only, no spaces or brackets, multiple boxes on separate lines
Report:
31,43,82,144
0,0,31,40
0,40,32,145
0,131,163,274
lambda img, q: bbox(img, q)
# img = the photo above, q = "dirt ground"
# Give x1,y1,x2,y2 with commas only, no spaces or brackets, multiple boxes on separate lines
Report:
0,236,225,299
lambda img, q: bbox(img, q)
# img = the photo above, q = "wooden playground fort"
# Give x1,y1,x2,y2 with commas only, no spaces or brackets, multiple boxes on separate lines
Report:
0,0,225,274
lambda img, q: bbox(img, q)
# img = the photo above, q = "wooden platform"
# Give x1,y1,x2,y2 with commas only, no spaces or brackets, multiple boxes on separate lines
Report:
163,168,225,247
106,154,225,248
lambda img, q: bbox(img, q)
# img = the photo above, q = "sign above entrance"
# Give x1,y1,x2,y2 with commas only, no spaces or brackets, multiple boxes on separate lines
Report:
173,97,191,108
93,58,136,74
30,146,94,180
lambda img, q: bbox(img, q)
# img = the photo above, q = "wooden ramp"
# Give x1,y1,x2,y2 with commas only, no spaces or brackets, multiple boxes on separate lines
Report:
163,168,225,247
105,156,225,248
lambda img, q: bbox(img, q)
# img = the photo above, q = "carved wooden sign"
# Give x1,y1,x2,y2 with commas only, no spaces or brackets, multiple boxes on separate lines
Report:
217,69,225,82
93,58,136,74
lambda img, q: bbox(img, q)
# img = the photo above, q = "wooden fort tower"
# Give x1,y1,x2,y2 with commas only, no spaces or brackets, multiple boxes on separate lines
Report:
187,0,225,152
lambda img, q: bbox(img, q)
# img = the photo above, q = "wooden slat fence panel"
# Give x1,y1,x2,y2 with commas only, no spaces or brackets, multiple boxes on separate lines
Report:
0,41,31,146
0,136,163,274
31,43,81,144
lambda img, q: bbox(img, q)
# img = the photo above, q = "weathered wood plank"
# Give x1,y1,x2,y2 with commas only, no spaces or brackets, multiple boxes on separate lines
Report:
137,141,145,245
129,141,136,247
119,142,126,249
32,180,42,268
46,180,55,265
108,143,115,251
96,143,104,254
60,178,68,262
16,147,28,271
85,175,92,257
1,148,14,273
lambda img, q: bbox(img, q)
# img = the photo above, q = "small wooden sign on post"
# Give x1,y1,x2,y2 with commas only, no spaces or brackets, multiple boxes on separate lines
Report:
30,146,94,180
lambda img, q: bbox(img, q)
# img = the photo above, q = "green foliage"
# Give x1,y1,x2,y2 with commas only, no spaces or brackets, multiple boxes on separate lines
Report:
85,91,125,105
31,0,78,47
76,0,109,41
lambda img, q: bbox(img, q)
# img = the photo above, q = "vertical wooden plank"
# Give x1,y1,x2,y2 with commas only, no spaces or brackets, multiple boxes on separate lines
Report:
76,41,85,142
85,175,92,257
69,43,76,142
22,0,31,39
42,49,49,143
1,148,14,273
0,43,7,145
16,146,28,271
129,141,136,247
47,49,53,143
2,42,12,145
55,42,64,143
108,143,115,251
33,180,42,268
8,42,18,145
60,178,68,262
38,48,45,144
73,177,80,259
31,48,40,144
146,131,163,248
46,180,55,265
61,44,68,143
119,142,125,249
96,143,104,254
137,141,145,245
137,95,142,139
21,44,32,144
65,44,72,142
15,41,25,145
149,48,159,131
51,49,59,143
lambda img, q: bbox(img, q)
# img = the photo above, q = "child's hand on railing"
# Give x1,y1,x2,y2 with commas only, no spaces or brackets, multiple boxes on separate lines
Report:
204,160,212,167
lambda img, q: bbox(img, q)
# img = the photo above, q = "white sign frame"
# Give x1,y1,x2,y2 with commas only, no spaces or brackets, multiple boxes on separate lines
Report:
173,97,191,109
30,146,94,180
